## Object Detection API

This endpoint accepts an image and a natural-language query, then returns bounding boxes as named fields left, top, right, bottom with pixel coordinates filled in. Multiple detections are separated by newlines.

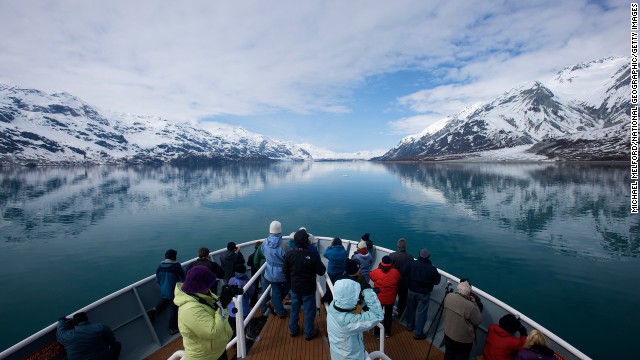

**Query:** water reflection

left=383, top=162, right=637, bottom=258
left=0, top=163, right=314, bottom=243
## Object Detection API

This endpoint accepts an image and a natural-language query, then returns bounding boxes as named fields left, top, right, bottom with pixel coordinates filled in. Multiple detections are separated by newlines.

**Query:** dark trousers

left=396, top=278, right=409, bottom=318
left=443, top=334, right=473, bottom=360
left=374, top=304, right=394, bottom=336
left=155, top=298, right=179, bottom=331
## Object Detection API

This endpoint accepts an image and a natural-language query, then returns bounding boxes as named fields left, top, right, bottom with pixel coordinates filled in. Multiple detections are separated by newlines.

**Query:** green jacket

left=253, top=243, right=266, bottom=269
left=174, top=284, right=233, bottom=360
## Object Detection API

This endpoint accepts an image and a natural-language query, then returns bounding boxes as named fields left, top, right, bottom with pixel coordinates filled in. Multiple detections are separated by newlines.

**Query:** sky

left=0, top=0, right=630, bottom=153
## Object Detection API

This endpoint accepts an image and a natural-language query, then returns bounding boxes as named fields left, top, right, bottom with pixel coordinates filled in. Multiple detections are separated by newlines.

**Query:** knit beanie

left=357, top=240, right=367, bottom=249
left=294, top=229, right=309, bottom=248
left=419, top=248, right=430, bottom=259
left=499, top=314, right=520, bottom=334
left=381, top=255, right=392, bottom=266
left=397, top=238, right=406, bottom=251
left=165, top=249, right=177, bottom=261
left=182, top=266, right=215, bottom=294
left=332, top=237, right=342, bottom=246
left=72, top=312, right=88, bottom=326
left=345, top=259, right=360, bottom=275
left=269, top=220, right=282, bottom=234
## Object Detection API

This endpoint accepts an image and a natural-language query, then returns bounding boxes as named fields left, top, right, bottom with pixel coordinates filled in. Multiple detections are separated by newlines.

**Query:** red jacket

left=369, top=265, right=400, bottom=305
left=483, top=324, right=526, bottom=360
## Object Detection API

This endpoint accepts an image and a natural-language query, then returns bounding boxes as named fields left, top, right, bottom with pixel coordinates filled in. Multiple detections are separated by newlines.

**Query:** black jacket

left=283, top=247, right=326, bottom=296
left=220, top=250, right=245, bottom=282
left=402, top=257, right=441, bottom=294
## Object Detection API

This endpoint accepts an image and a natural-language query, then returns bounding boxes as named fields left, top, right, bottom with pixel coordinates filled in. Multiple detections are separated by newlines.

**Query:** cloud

left=0, top=0, right=629, bottom=149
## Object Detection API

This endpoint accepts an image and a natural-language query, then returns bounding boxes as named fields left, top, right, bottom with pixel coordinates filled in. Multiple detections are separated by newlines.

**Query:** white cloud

left=0, top=0, right=628, bottom=150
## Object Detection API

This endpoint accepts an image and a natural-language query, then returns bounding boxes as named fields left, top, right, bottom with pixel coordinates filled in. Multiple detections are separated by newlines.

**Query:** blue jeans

left=270, top=281, right=290, bottom=317
left=259, top=276, right=272, bottom=315
left=289, top=290, right=316, bottom=337
left=404, top=289, right=431, bottom=338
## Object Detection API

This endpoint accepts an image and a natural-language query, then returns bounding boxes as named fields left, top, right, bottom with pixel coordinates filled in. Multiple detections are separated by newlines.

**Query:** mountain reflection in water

left=0, top=162, right=637, bottom=360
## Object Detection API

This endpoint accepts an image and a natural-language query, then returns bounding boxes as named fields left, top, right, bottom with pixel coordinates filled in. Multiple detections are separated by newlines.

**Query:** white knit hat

left=269, top=220, right=282, bottom=234
left=357, top=240, right=367, bottom=249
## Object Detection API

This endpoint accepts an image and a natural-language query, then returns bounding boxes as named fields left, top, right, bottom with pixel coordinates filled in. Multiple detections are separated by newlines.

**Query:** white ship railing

left=0, top=237, right=592, bottom=360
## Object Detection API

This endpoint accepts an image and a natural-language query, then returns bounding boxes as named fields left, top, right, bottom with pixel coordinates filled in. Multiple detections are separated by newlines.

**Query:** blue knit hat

left=182, top=266, right=215, bottom=294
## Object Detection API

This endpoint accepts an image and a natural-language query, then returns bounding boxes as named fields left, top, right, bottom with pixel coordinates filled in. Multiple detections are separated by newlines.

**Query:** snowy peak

left=378, top=56, right=630, bottom=161
left=0, top=85, right=311, bottom=165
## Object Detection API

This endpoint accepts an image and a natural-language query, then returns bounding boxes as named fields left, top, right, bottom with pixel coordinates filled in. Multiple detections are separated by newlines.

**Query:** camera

left=222, top=285, right=244, bottom=296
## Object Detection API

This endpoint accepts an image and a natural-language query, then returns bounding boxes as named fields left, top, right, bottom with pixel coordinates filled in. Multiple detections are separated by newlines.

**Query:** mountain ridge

left=377, top=56, right=631, bottom=161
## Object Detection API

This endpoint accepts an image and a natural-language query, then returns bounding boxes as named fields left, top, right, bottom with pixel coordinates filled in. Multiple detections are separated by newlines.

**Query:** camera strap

left=190, top=294, right=219, bottom=311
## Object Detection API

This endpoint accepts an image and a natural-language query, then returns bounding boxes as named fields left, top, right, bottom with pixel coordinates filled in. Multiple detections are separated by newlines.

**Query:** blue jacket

left=324, top=245, right=348, bottom=276
left=262, top=234, right=290, bottom=283
left=351, top=252, right=373, bottom=284
left=156, top=260, right=185, bottom=299
left=327, top=280, right=383, bottom=360
left=402, top=257, right=441, bottom=294
left=56, top=320, right=117, bottom=360
left=227, top=272, right=254, bottom=317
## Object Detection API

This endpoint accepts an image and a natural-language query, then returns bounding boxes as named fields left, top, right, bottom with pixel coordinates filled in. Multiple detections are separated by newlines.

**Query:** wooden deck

left=146, top=305, right=444, bottom=360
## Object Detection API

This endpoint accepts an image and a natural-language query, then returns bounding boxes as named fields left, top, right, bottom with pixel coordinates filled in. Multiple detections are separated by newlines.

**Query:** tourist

left=389, top=237, right=414, bottom=318
left=369, top=255, right=401, bottom=338
left=254, top=220, right=290, bottom=318
left=351, top=240, right=373, bottom=284
left=515, top=329, right=564, bottom=360
left=327, top=279, right=383, bottom=359
left=322, top=237, right=348, bottom=303
left=187, top=247, right=225, bottom=293
left=335, top=258, right=366, bottom=292
left=283, top=228, right=326, bottom=340
left=227, top=264, right=254, bottom=337
left=443, top=280, right=482, bottom=360
left=56, top=312, right=121, bottom=360
left=148, top=249, right=185, bottom=335
left=288, top=226, right=319, bottom=254
left=247, top=240, right=263, bottom=307
left=361, top=232, right=375, bottom=258
left=483, top=314, right=528, bottom=360
left=401, top=247, right=441, bottom=340
left=220, top=242, right=245, bottom=283
left=174, top=266, right=234, bottom=360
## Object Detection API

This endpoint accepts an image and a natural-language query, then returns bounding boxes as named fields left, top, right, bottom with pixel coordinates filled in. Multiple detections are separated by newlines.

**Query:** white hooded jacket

left=327, top=279, right=384, bottom=360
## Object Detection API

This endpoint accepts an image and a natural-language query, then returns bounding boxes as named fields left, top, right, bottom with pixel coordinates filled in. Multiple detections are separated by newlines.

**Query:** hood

left=266, top=234, right=282, bottom=248
left=332, top=279, right=360, bottom=310
left=234, top=272, right=249, bottom=280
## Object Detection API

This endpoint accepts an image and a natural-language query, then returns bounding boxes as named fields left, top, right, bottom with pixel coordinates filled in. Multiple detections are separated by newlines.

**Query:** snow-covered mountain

left=296, top=142, right=386, bottom=161
left=0, top=85, right=311, bottom=165
left=377, top=56, right=631, bottom=161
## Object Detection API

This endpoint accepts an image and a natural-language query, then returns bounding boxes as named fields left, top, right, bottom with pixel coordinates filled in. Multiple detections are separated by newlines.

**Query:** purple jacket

left=515, top=345, right=557, bottom=360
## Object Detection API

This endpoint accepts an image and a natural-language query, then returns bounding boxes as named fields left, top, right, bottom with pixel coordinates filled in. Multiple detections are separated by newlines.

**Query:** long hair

left=523, top=329, right=548, bottom=349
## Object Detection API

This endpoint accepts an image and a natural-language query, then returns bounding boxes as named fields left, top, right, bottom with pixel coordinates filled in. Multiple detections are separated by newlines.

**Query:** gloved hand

left=219, top=286, right=235, bottom=308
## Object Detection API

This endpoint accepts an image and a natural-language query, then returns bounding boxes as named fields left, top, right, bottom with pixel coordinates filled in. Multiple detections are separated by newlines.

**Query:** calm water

left=0, top=162, right=637, bottom=359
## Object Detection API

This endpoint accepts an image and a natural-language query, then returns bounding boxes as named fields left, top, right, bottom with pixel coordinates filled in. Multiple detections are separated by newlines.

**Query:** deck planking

left=146, top=305, right=444, bottom=360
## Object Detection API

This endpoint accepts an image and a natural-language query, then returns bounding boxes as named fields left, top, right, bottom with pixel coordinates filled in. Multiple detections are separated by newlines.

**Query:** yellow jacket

left=174, top=284, right=233, bottom=360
